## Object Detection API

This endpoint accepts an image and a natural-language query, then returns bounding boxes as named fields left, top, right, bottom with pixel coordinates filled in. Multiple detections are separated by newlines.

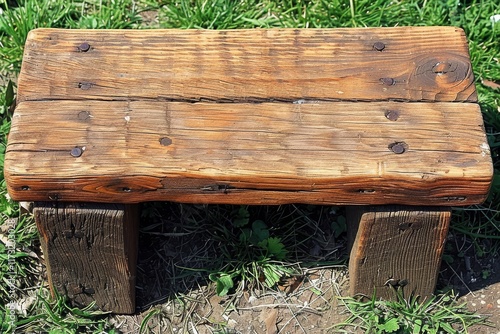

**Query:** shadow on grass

left=134, top=203, right=348, bottom=311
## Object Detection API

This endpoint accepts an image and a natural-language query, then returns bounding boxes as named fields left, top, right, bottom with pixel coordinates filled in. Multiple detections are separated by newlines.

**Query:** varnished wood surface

left=5, top=100, right=492, bottom=205
left=35, top=203, right=139, bottom=313
left=347, top=206, right=451, bottom=299
left=17, top=27, right=476, bottom=103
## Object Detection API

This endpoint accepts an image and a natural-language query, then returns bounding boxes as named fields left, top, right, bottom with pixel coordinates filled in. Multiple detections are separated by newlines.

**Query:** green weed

left=0, top=0, right=76, bottom=73
left=156, top=0, right=278, bottom=29
left=332, top=291, right=487, bottom=334
left=0, top=0, right=142, bottom=75
left=186, top=205, right=295, bottom=296
left=67, top=0, right=142, bottom=29
left=0, top=217, right=38, bottom=303
left=2, top=288, right=114, bottom=333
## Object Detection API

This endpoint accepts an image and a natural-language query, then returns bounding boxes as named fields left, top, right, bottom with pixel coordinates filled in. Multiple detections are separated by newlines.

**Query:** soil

left=439, top=228, right=500, bottom=333
left=108, top=204, right=500, bottom=334
left=461, top=281, right=500, bottom=334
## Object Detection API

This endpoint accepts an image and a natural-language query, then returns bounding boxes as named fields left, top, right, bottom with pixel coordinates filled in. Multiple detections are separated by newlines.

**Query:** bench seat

left=5, top=27, right=492, bottom=206
left=6, top=100, right=491, bottom=205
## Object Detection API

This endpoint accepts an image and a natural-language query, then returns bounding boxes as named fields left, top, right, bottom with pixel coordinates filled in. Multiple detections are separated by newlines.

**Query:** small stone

left=227, top=319, right=237, bottom=328
left=480, top=300, right=486, bottom=305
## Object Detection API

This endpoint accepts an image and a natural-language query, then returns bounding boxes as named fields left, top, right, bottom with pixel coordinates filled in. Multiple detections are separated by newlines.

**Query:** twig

left=446, top=262, right=475, bottom=297
left=237, top=303, right=322, bottom=316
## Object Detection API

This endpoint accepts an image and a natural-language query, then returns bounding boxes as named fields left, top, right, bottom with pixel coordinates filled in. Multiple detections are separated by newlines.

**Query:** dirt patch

left=439, top=228, right=500, bottom=333
left=455, top=267, right=500, bottom=333
left=112, top=269, right=350, bottom=333
left=461, top=281, right=500, bottom=333
left=139, top=10, right=159, bottom=28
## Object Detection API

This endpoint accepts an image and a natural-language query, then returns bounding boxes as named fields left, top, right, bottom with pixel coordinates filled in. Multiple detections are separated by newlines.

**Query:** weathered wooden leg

left=34, top=202, right=139, bottom=314
left=347, top=206, right=451, bottom=299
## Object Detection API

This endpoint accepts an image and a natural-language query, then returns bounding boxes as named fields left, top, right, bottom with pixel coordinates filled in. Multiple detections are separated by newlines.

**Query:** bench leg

left=347, top=206, right=451, bottom=299
left=34, top=202, right=139, bottom=314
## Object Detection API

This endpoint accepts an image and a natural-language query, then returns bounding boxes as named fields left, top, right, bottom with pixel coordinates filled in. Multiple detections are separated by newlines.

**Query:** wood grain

left=347, top=206, right=451, bottom=299
left=17, top=27, right=476, bottom=103
left=5, top=100, right=491, bottom=205
left=6, top=27, right=492, bottom=205
left=34, top=202, right=139, bottom=313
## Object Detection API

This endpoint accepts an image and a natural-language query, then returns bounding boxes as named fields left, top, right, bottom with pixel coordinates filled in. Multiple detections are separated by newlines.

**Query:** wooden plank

left=34, top=202, right=139, bottom=313
left=17, top=27, right=476, bottom=103
left=347, top=206, right=451, bottom=299
left=5, top=100, right=492, bottom=205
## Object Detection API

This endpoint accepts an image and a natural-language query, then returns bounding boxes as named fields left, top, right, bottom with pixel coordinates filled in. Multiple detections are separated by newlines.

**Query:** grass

left=332, top=291, right=486, bottom=333
left=0, top=0, right=499, bottom=333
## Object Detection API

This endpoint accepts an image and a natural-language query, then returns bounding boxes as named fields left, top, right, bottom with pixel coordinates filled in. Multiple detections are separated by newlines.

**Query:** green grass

left=2, top=288, right=115, bottom=333
left=1, top=0, right=499, bottom=333
left=332, top=291, right=486, bottom=333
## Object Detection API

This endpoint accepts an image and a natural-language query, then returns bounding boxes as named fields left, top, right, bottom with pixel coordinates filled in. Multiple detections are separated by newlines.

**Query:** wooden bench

left=5, top=27, right=492, bottom=314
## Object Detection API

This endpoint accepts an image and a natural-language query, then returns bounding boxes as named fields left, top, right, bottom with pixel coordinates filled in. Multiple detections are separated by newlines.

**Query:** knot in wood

left=411, top=55, right=471, bottom=87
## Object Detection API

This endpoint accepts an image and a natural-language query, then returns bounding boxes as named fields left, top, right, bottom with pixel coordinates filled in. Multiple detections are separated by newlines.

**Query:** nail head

left=398, top=279, right=409, bottom=287
left=78, top=111, right=91, bottom=120
left=70, top=147, right=83, bottom=157
left=385, top=110, right=400, bottom=121
left=385, top=278, right=399, bottom=287
left=78, top=82, right=92, bottom=90
left=78, top=42, right=90, bottom=52
left=389, top=142, right=407, bottom=154
left=398, top=222, right=411, bottom=230
left=83, top=287, right=95, bottom=294
left=381, top=77, right=395, bottom=86
left=373, top=42, right=385, bottom=51
left=160, top=137, right=172, bottom=146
